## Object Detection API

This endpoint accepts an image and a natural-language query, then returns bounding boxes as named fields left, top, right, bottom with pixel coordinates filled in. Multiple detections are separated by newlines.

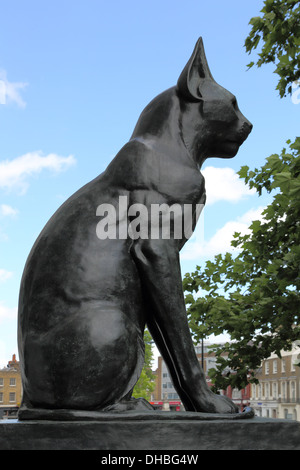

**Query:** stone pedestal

left=1, top=414, right=300, bottom=450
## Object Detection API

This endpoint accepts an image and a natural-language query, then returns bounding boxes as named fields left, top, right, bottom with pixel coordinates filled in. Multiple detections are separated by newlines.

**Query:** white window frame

left=265, top=361, right=269, bottom=375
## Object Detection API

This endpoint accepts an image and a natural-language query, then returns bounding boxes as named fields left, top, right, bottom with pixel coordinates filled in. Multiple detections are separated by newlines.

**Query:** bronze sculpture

left=17, top=37, right=252, bottom=420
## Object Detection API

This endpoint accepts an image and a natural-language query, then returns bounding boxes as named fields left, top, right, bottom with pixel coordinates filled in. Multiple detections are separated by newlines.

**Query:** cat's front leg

left=130, top=235, right=238, bottom=414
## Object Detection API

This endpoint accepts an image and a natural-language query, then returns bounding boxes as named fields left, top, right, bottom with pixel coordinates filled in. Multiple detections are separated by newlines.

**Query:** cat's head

left=177, top=37, right=252, bottom=164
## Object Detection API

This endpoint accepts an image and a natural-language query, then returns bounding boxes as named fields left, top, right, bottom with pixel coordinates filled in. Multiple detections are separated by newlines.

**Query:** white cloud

left=0, top=69, right=28, bottom=108
left=181, top=206, right=265, bottom=260
left=237, top=207, right=266, bottom=225
left=0, top=151, right=76, bottom=193
left=0, top=303, right=17, bottom=323
left=0, top=269, right=13, bottom=282
left=202, top=166, right=255, bottom=205
left=0, top=204, right=18, bottom=217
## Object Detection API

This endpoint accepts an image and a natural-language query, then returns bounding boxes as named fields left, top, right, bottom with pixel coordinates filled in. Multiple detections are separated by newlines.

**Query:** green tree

left=132, top=329, right=156, bottom=400
left=245, top=0, right=300, bottom=97
left=184, top=0, right=300, bottom=391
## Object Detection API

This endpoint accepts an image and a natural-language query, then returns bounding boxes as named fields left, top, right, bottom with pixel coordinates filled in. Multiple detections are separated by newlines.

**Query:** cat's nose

left=238, top=121, right=253, bottom=144
left=244, top=120, right=253, bottom=135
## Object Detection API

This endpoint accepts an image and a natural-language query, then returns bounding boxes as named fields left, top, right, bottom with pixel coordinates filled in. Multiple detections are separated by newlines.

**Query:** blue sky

left=0, top=0, right=299, bottom=367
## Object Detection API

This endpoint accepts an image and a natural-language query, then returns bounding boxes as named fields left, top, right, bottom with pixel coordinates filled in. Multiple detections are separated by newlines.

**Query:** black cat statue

left=18, top=38, right=252, bottom=420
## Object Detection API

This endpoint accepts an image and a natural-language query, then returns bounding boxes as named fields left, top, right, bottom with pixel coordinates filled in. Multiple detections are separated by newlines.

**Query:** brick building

left=0, top=354, right=22, bottom=418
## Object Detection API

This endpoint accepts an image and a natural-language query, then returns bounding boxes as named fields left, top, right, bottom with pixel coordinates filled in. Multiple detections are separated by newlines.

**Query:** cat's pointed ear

left=177, top=37, right=215, bottom=101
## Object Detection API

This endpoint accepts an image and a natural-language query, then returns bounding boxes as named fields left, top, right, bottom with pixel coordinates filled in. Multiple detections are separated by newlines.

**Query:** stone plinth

left=1, top=413, right=300, bottom=450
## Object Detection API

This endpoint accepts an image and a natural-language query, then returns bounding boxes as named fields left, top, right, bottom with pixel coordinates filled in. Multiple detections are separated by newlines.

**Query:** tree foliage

left=245, top=0, right=300, bottom=97
left=132, top=329, right=156, bottom=400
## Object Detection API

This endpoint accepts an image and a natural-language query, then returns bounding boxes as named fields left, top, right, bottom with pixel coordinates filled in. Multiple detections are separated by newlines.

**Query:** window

left=9, top=378, right=16, bottom=386
left=0, top=392, right=3, bottom=402
left=291, top=354, right=300, bottom=372
left=281, top=359, right=286, bottom=373
left=272, top=382, right=277, bottom=399
left=273, top=360, right=277, bottom=374
left=284, top=408, right=293, bottom=420
left=265, top=361, right=269, bottom=375
left=232, top=389, right=242, bottom=399
left=9, top=392, right=16, bottom=402
left=206, top=358, right=216, bottom=371
left=0, top=378, right=3, bottom=387
left=291, top=381, right=296, bottom=400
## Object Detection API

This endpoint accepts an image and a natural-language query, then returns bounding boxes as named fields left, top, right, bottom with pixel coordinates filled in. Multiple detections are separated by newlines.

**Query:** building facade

left=250, top=344, right=300, bottom=421
left=151, top=343, right=250, bottom=411
left=0, top=354, right=22, bottom=418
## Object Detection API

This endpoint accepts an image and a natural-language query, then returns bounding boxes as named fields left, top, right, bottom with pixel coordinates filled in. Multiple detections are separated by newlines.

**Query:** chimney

left=8, top=354, right=18, bottom=368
